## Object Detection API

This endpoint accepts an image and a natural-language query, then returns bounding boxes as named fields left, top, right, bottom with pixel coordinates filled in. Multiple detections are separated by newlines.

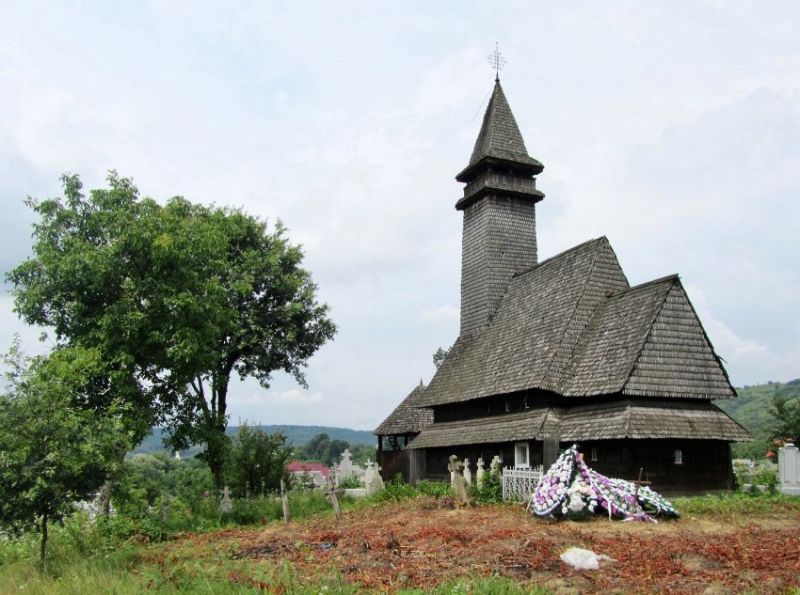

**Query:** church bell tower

left=456, top=79, right=544, bottom=337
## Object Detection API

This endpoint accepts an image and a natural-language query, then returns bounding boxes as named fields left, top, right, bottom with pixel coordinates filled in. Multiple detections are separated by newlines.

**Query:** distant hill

left=717, top=379, right=800, bottom=459
left=131, top=425, right=375, bottom=457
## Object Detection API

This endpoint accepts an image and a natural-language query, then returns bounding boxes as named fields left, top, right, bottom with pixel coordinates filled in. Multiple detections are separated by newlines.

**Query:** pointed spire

left=457, top=81, right=543, bottom=183
left=455, top=80, right=544, bottom=209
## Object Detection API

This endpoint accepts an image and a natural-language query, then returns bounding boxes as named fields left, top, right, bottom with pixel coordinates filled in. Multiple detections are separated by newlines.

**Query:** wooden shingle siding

left=459, top=195, right=537, bottom=337
left=374, top=383, right=433, bottom=436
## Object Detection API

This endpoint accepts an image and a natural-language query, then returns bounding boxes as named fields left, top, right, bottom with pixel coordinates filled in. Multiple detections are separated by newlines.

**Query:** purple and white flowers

left=530, top=444, right=679, bottom=522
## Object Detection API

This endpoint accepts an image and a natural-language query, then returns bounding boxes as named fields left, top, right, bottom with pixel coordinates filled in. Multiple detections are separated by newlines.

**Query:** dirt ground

left=156, top=499, right=800, bottom=593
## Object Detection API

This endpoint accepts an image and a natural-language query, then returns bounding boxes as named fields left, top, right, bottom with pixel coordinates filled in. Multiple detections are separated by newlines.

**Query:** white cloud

left=420, top=305, right=459, bottom=323
left=2, top=2, right=799, bottom=430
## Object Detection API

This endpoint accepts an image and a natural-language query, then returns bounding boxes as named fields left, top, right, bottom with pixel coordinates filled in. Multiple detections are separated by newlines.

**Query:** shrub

left=372, top=474, right=416, bottom=502
left=417, top=480, right=451, bottom=499
left=339, top=476, right=362, bottom=489
left=470, top=467, right=502, bottom=504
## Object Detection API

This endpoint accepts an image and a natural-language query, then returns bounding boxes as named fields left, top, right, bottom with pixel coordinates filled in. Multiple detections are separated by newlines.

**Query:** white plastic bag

left=559, top=547, right=615, bottom=570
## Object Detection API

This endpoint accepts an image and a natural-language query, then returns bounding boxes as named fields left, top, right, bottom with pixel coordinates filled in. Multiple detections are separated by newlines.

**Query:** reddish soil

left=162, top=499, right=800, bottom=593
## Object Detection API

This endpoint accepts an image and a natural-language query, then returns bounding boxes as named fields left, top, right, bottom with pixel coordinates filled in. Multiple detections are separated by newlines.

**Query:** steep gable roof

left=374, top=382, right=433, bottom=436
left=562, top=277, right=736, bottom=399
left=417, top=237, right=627, bottom=407
left=417, top=237, right=736, bottom=408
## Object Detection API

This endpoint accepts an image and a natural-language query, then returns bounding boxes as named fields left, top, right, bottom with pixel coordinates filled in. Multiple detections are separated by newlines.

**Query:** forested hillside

left=132, top=425, right=375, bottom=457
left=718, top=379, right=800, bottom=458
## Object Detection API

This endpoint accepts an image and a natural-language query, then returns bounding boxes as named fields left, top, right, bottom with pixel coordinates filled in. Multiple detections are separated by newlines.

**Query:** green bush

left=339, top=476, right=362, bottom=489
left=416, top=480, right=451, bottom=499
left=470, top=467, right=502, bottom=504
left=372, top=474, right=417, bottom=502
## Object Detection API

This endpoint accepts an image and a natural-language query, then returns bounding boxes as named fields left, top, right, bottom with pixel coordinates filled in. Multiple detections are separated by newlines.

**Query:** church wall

left=415, top=439, right=732, bottom=494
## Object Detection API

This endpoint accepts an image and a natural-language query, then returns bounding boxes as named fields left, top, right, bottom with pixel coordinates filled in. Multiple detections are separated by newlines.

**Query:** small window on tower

left=674, top=449, right=683, bottom=465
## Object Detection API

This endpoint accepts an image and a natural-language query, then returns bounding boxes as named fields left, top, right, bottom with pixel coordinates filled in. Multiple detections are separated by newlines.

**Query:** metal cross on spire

left=487, top=42, right=506, bottom=82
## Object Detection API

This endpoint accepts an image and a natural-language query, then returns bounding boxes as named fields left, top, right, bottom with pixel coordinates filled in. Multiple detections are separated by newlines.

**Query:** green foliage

left=8, top=173, right=336, bottom=488
left=673, top=491, right=800, bottom=516
left=112, top=454, right=214, bottom=516
left=0, top=345, right=126, bottom=570
left=338, top=476, right=362, bottom=489
left=432, top=346, right=450, bottom=369
left=416, top=480, right=452, bottom=499
left=226, top=424, right=292, bottom=497
left=347, top=443, right=376, bottom=466
left=470, top=466, right=502, bottom=504
left=301, top=432, right=351, bottom=466
left=372, top=474, right=417, bottom=502
left=769, top=393, right=800, bottom=443
left=131, top=425, right=375, bottom=457
left=717, top=379, right=800, bottom=459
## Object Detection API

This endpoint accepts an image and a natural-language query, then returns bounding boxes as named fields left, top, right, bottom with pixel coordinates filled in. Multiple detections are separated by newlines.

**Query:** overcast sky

left=2, top=1, right=799, bottom=431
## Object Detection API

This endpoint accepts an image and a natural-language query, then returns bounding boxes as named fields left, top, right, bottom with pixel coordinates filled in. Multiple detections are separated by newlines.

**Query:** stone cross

left=476, top=457, right=485, bottom=485
left=463, top=458, right=472, bottom=486
left=219, top=486, right=233, bottom=513
left=337, top=449, right=355, bottom=484
left=490, top=455, right=502, bottom=475
left=448, top=455, right=469, bottom=503
left=364, top=460, right=385, bottom=496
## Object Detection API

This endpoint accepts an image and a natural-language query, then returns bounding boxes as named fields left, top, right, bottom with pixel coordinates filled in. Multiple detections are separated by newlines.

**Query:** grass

left=673, top=491, right=800, bottom=516
left=2, top=489, right=798, bottom=593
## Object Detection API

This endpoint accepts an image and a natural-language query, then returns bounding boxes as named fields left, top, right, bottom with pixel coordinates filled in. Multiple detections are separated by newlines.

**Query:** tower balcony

left=457, top=172, right=544, bottom=210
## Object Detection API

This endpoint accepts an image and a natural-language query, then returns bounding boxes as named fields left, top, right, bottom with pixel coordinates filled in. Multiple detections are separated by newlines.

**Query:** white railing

left=502, top=466, right=543, bottom=502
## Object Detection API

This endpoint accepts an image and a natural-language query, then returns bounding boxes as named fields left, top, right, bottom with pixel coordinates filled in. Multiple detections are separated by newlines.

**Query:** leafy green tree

left=433, top=346, right=450, bottom=368
left=303, top=432, right=332, bottom=461
left=348, top=443, right=377, bottom=466
left=0, top=345, right=124, bottom=572
left=8, top=173, right=336, bottom=488
left=769, top=395, right=800, bottom=442
left=226, top=424, right=292, bottom=497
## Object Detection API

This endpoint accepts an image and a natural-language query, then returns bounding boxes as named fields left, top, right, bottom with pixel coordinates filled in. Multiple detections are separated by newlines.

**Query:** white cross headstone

left=490, top=455, right=502, bottom=475
left=337, top=449, right=355, bottom=483
left=476, top=457, right=485, bottom=485
left=463, top=458, right=472, bottom=486
left=364, top=460, right=384, bottom=496
left=220, top=486, right=233, bottom=513
left=779, top=443, right=800, bottom=496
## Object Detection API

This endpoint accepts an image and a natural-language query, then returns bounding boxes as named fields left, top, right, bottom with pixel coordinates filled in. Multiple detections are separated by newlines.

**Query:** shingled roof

left=374, top=382, right=433, bottom=436
left=456, top=80, right=544, bottom=183
left=407, top=400, right=749, bottom=449
left=415, top=237, right=737, bottom=408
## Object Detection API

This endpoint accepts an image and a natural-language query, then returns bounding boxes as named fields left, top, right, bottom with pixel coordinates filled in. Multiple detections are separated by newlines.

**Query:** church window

left=674, top=449, right=683, bottom=465
left=514, top=442, right=530, bottom=468
left=590, top=447, right=598, bottom=462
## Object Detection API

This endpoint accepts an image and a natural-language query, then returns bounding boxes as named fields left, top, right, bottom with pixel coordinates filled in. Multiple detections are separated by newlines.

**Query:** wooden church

left=375, top=77, right=750, bottom=493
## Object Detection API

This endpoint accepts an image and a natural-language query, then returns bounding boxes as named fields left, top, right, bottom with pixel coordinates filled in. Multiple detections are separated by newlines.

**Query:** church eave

left=455, top=155, right=543, bottom=184
left=455, top=185, right=544, bottom=211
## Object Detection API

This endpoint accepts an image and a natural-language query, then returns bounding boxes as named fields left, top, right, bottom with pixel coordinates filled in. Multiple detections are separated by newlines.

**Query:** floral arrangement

left=530, top=444, right=679, bottom=522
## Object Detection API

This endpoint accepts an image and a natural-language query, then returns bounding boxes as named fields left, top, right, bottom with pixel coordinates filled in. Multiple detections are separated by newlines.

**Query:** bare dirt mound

left=166, top=499, right=800, bottom=593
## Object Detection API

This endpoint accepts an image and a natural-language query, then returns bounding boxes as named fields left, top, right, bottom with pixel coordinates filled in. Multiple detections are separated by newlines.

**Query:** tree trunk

left=39, top=513, right=48, bottom=574
left=207, top=374, right=230, bottom=490
left=97, top=480, right=113, bottom=516
left=97, top=443, right=128, bottom=516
